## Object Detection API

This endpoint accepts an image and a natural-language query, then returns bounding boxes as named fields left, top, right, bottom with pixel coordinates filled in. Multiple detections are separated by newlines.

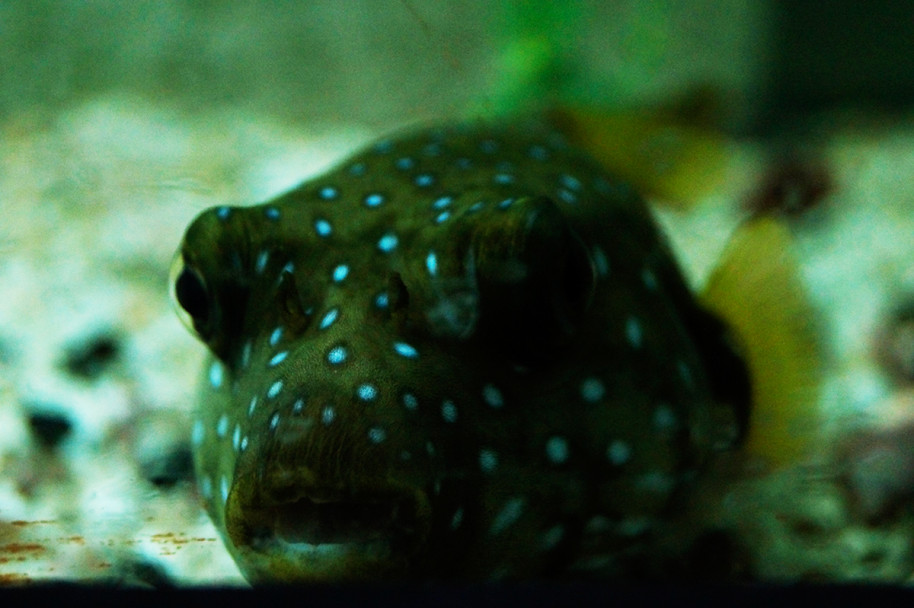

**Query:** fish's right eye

left=170, top=253, right=210, bottom=333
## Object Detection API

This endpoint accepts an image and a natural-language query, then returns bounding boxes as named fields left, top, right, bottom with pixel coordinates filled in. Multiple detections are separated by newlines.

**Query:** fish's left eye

left=169, top=253, right=210, bottom=334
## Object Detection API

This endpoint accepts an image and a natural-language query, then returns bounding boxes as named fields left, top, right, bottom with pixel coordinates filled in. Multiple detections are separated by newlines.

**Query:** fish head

left=171, top=125, right=748, bottom=582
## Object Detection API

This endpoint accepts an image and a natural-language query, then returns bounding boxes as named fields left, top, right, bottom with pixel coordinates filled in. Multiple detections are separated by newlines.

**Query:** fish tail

left=700, top=217, right=823, bottom=469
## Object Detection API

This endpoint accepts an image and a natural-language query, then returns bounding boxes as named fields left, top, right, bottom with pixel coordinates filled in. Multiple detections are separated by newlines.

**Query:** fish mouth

left=228, top=484, right=430, bottom=581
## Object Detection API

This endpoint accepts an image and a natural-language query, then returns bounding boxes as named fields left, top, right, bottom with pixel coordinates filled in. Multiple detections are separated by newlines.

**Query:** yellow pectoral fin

left=550, top=106, right=730, bottom=208
left=701, top=217, right=823, bottom=468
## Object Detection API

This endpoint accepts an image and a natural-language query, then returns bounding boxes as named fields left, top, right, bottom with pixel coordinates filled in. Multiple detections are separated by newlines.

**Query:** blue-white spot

left=432, top=195, right=452, bottom=209
left=216, top=206, right=231, bottom=220
left=545, top=436, right=570, bottom=464
left=264, top=206, right=280, bottom=221
left=321, top=405, right=335, bottom=426
left=451, top=508, right=464, bottom=530
left=232, top=424, right=241, bottom=451
left=216, top=414, right=229, bottom=438
left=434, top=210, right=451, bottom=224
left=327, top=345, right=348, bottom=365
left=374, top=139, right=393, bottom=154
left=490, top=497, right=525, bottom=535
left=482, top=383, right=503, bottom=408
left=240, top=436, right=249, bottom=452
left=626, top=316, right=643, bottom=349
left=364, top=193, right=385, bottom=208
left=592, top=246, right=610, bottom=277
left=368, top=427, right=386, bottom=444
left=191, top=419, right=205, bottom=446
left=528, top=145, right=549, bottom=161
left=220, top=476, right=230, bottom=503
left=580, top=377, right=605, bottom=403
left=560, top=174, right=582, bottom=191
left=441, top=400, right=458, bottom=423
left=493, top=173, right=515, bottom=185
left=248, top=396, right=258, bottom=417
left=468, top=201, right=485, bottom=213
left=267, top=380, right=283, bottom=399
left=269, top=412, right=280, bottom=431
left=393, top=341, right=419, bottom=359
left=654, top=404, right=678, bottom=431
left=607, top=440, right=632, bottom=465
left=314, top=218, right=332, bottom=237
left=498, top=198, right=514, bottom=209
left=200, top=476, right=213, bottom=499
left=480, top=139, right=498, bottom=154
left=479, top=448, right=498, bottom=474
left=414, top=173, right=434, bottom=187
left=332, top=264, right=349, bottom=282
left=268, top=351, right=288, bottom=367
left=292, top=398, right=305, bottom=414
left=377, top=232, right=398, bottom=253
left=395, top=157, right=415, bottom=170
left=425, top=251, right=438, bottom=276
left=319, top=307, right=339, bottom=330
left=318, top=185, right=339, bottom=200
left=348, top=162, right=366, bottom=176
left=269, top=326, right=283, bottom=347
left=642, top=268, right=658, bottom=291
left=357, top=383, right=378, bottom=401
left=557, top=189, right=577, bottom=204
left=374, top=291, right=389, bottom=310
left=209, top=362, right=224, bottom=389
left=402, top=393, right=418, bottom=411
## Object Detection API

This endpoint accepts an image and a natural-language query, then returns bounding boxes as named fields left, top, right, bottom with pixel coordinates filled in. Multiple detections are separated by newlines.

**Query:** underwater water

left=1, top=0, right=914, bottom=586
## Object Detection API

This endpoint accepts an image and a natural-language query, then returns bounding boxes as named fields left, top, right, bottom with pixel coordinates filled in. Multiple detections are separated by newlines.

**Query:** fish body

left=172, top=122, right=749, bottom=583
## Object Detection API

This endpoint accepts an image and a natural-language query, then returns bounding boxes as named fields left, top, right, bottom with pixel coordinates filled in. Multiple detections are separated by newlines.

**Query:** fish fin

left=700, top=217, right=823, bottom=469
left=549, top=105, right=730, bottom=208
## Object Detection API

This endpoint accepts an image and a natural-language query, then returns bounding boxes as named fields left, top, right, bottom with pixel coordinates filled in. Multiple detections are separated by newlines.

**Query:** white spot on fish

left=482, top=383, right=504, bottom=408
left=232, top=424, right=241, bottom=451
left=332, top=264, right=349, bottom=282
left=607, top=440, right=632, bottom=465
left=268, top=351, right=288, bottom=367
left=216, top=414, right=229, bottom=438
left=267, top=380, right=283, bottom=399
left=327, top=345, right=348, bottom=365
left=319, top=308, right=339, bottom=330
left=255, top=250, right=270, bottom=274
left=364, top=193, right=385, bottom=208
left=490, top=497, right=525, bottom=535
left=191, top=419, right=205, bottom=447
left=592, top=246, right=609, bottom=278
left=209, top=362, right=224, bottom=389
left=425, top=251, right=438, bottom=276
left=402, top=393, right=418, bottom=411
left=545, top=436, right=570, bottom=464
left=357, top=383, right=378, bottom=401
left=321, top=405, right=335, bottom=426
left=269, top=326, right=283, bottom=347
left=580, top=377, right=605, bottom=403
left=479, top=448, right=498, bottom=474
left=314, top=218, right=332, bottom=237
left=441, top=400, right=458, bottom=423
left=248, top=396, right=258, bottom=417
left=269, top=412, right=280, bottom=432
left=393, top=341, right=419, bottom=359
left=220, top=475, right=230, bottom=504
left=626, top=316, right=643, bottom=349
left=368, top=427, right=386, bottom=444
left=642, top=267, right=658, bottom=291
left=654, top=404, right=678, bottom=432
left=377, top=232, right=398, bottom=252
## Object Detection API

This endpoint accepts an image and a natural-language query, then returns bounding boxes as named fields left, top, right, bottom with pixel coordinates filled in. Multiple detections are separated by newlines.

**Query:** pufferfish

left=170, top=122, right=756, bottom=583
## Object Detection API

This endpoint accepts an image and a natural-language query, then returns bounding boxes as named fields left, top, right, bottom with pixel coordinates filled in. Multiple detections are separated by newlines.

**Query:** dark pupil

left=176, top=267, right=210, bottom=324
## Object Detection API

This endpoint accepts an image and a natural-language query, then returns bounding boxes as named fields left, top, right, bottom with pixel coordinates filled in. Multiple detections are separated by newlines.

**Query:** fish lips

left=224, top=478, right=432, bottom=582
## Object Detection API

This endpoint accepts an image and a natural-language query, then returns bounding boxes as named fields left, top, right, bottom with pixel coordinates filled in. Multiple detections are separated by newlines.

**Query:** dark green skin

left=173, top=122, right=749, bottom=583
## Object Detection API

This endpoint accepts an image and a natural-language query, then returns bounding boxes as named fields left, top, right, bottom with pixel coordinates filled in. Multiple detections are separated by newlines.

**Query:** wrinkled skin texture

left=172, top=123, right=749, bottom=583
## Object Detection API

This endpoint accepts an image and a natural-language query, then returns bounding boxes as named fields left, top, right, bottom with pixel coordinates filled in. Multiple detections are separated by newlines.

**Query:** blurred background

left=2, top=0, right=914, bottom=586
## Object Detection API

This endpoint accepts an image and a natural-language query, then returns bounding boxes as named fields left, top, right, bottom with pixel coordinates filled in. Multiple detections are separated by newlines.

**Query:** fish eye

left=169, top=252, right=210, bottom=332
